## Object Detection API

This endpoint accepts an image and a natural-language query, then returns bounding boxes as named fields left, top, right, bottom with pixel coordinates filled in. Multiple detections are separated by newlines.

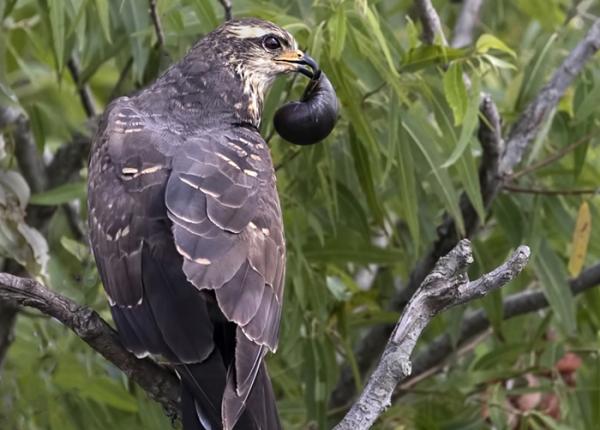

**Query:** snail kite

left=88, top=18, right=335, bottom=430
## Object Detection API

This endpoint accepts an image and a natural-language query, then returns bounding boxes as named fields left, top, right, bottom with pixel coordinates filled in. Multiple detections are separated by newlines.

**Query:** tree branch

left=67, top=57, right=97, bottom=118
left=503, top=184, right=599, bottom=196
left=451, top=0, right=483, bottom=48
left=0, top=106, right=48, bottom=194
left=415, top=0, right=448, bottom=45
left=401, top=261, right=600, bottom=393
left=0, top=273, right=181, bottom=420
left=218, top=0, right=232, bottom=21
left=333, top=240, right=530, bottom=430
left=149, top=0, right=165, bottom=49
left=499, top=19, right=600, bottom=174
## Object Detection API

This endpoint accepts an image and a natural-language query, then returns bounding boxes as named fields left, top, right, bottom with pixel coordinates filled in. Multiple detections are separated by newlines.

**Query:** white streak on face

left=228, top=25, right=273, bottom=39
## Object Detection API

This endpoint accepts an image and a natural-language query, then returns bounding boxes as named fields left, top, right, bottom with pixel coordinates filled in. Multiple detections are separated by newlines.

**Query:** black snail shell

left=274, top=71, right=339, bottom=146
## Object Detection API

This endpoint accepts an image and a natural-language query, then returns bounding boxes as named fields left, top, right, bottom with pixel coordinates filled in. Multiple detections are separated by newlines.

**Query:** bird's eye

left=262, top=36, right=281, bottom=51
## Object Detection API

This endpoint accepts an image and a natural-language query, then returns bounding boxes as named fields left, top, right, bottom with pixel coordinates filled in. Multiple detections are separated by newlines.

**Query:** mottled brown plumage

left=88, top=18, right=318, bottom=430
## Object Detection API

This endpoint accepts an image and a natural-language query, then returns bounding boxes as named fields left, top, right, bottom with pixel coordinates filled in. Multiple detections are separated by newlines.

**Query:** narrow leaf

left=476, top=34, right=516, bottom=57
left=94, top=0, right=112, bottom=43
left=534, top=240, right=576, bottom=335
left=48, top=0, right=66, bottom=73
left=443, top=62, right=467, bottom=125
left=29, top=182, right=86, bottom=206
left=328, top=6, right=347, bottom=60
left=568, top=201, right=591, bottom=277
left=402, top=113, right=465, bottom=234
left=443, top=76, right=481, bottom=167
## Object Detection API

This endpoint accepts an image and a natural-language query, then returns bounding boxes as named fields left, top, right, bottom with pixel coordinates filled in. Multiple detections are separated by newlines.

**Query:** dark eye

left=262, top=35, right=281, bottom=51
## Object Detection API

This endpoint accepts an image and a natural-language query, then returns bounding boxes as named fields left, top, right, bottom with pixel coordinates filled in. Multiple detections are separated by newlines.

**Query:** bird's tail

left=177, top=360, right=281, bottom=430
left=176, top=352, right=226, bottom=430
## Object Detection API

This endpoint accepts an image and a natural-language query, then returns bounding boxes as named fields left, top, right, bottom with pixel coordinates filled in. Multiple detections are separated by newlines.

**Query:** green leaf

left=191, top=0, right=219, bottom=28
left=349, top=126, right=384, bottom=224
left=48, top=0, right=66, bottom=73
left=120, top=0, right=151, bottom=82
left=94, top=0, right=112, bottom=43
left=402, top=112, right=465, bottom=234
left=518, top=33, right=558, bottom=107
left=443, top=75, right=481, bottom=167
left=443, top=62, right=468, bottom=125
left=401, top=45, right=468, bottom=73
left=53, top=365, right=138, bottom=412
left=0, top=171, right=30, bottom=208
left=394, top=106, right=420, bottom=249
left=305, top=243, right=404, bottom=265
left=363, top=6, right=397, bottom=76
left=29, top=182, right=86, bottom=206
left=60, top=236, right=89, bottom=262
left=328, top=6, right=347, bottom=60
left=475, top=34, right=516, bottom=57
left=533, top=240, right=576, bottom=335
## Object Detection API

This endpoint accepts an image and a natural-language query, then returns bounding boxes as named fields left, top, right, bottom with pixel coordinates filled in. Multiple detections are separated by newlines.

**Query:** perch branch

left=400, top=261, right=600, bottom=393
left=333, top=240, right=530, bottom=430
left=0, top=273, right=181, bottom=420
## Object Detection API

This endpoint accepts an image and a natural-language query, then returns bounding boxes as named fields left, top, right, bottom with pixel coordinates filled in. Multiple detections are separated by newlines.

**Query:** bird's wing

left=165, top=128, right=285, bottom=424
left=88, top=101, right=221, bottom=364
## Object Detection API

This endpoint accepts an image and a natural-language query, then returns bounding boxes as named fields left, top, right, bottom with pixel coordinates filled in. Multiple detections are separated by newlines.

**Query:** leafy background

left=1, top=0, right=600, bottom=429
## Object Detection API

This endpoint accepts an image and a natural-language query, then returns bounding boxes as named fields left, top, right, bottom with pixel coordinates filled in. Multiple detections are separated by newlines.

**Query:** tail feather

left=244, top=363, right=281, bottom=430
left=176, top=351, right=226, bottom=430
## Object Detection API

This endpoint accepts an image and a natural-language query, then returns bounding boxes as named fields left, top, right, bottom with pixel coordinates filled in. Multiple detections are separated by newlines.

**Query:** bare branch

left=0, top=273, right=181, bottom=420
left=509, top=131, right=597, bottom=180
left=0, top=301, right=18, bottom=368
left=0, top=107, right=48, bottom=193
left=149, top=0, right=165, bottom=49
left=451, top=0, right=483, bottom=48
left=402, top=261, right=600, bottom=392
left=67, top=57, right=97, bottom=118
left=503, top=184, right=599, bottom=196
left=333, top=241, right=530, bottom=430
left=219, top=0, right=232, bottom=21
left=499, top=19, right=600, bottom=174
left=414, top=0, right=448, bottom=45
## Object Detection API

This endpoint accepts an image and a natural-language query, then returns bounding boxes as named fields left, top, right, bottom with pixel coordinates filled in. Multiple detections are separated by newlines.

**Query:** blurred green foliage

left=1, top=0, right=600, bottom=429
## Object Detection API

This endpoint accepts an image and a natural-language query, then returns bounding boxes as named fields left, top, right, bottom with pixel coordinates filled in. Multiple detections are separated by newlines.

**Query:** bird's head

left=218, top=18, right=319, bottom=81
left=190, top=18, right=319, bottom=125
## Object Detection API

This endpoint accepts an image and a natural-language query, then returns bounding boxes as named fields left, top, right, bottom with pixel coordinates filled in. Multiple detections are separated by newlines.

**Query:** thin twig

left=503, top=184, right=599, bottom=196
left=274, top=149, right=301, bottom=171
left=149, top=0, right=165, bottom=49
left=219, top=0, right=232, bottom=21
left=109, top=57, right=134, bottom=101
left=509, top=131, right=598, bottom=180
left=67, top=57, right=96, bottom=118
left=400, top=261, right=600, bottom=393
left=333, top=240, right=530, bottom=430
left=0, top=273, right=181, bottom=420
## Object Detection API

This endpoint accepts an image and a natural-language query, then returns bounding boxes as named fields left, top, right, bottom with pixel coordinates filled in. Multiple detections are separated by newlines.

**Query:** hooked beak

left=274, top=50, right=320, bottom=79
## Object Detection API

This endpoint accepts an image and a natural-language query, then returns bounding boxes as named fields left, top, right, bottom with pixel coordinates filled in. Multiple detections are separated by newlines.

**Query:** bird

left=87, top=18, right=327, bottom=430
